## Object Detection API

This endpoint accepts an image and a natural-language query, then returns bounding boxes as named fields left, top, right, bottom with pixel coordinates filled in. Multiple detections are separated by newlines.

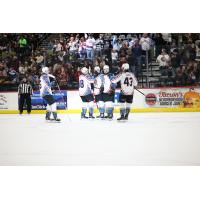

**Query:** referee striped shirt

left=18, top=83, right=33, bottom=95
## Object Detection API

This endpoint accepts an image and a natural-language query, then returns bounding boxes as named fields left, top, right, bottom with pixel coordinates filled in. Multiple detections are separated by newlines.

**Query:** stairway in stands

left=138, top=61, right=161, bottom=88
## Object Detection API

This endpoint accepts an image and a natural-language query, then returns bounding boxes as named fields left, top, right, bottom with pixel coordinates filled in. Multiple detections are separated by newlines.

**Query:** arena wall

left=0, top=86, right=200, bottom=114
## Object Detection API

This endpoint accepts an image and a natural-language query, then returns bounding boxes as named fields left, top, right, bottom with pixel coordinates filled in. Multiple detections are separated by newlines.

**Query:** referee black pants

left=19, top=94, right=32, bottom=114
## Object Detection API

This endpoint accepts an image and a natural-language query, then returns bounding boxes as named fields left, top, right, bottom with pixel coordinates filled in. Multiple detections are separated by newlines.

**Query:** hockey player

left=102, top=65, right=116, bottom=119
left=112, top=63, right=138, bottom=120
left=93, top=66, right=104, bottom=118
left=79, top=67, right=95, bottom=119
left=40, top=67, right=61, bottom=121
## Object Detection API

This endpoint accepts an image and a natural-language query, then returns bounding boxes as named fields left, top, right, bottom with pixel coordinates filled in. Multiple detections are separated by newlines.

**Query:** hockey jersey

left=112, top=72, right=138, bottom=95
left=94, top=73, right=104, bottom=95
left=103, top=73, right=116, bottom=94
left=40, top=73, right=53, bottom=97
left=79, top=74, right=94, bottom=96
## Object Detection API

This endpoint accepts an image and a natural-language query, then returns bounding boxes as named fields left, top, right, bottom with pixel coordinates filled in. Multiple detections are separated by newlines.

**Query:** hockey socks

left=89, top=107, right=94, bottom=115
left=99, top=107, right=105, bottom=114
left=81, top=108, right=88, bottom=118
left=52, top=112, right=61, bottom=121
left=106, top=107, right=113, bottom=119
left=45, top=111, right=51, bottom=120
left=81, top=108, right=87, bottom=115
left=120, top=108, right=126, bottom=117
left=117, top=108, right=125, bottom=120
left=125, top=108, right=131, bottom=119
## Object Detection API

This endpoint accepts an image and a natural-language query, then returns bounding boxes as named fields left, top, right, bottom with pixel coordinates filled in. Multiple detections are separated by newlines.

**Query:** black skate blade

left=46, top=119, right=61, bottom=123
left=117, top=118, right=128, bottom=122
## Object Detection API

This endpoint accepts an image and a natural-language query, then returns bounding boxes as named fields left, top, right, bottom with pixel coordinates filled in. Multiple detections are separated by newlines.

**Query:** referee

left=18, top=77, right=33, bottom=114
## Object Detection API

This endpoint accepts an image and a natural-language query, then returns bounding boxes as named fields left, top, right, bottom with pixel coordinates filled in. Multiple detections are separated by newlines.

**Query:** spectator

left=78, top=37, right=87, bottom=59
left=156, top=49, right=171, bottom=76
left=132, top=39, right=142, bottom=75
left=195, top=42, right=200, bottom=62
left=0, top=61, right=8, bottom=84
left=18, top=63, right=27, bottom=75
left=95, top=34, right=104, bottom=57
left=103, top=39, right=112, bottom=62
left=170, top=49, right=181, bottom=69
left=139, top=33, right=152, bottom=51
left=166, top=64, right=176, bottom=86
left=193, top=62, right=200, bottom=81
left=56, top=66, right=68, bottom=86
left=35, top=52, right=44, bottom=67
left=111, top=49, right=118, bottom=66
left=187, top=68, right=197, bottom=85
left=68, top=36, right=78, bottom=56
left=128, top=34, right=138, bottom=48
left=58, top=51, right=65, bottom=62
left=86, top=35, right=96, bottom=60
left=139, top=33, right=152, bottom=66
left=112, top=36, right=121, bottom=51
left=8, top=67, right=18, bottom=84
left=182, top=42, right=196, bottom=63
left=154, top=33, right=166, bottom=57
left=126, top=49, right=135, bottom=74
left=18, top=35, right=28, bottom=60
left=176, top=65, right=187, bottom=86
left=53, top=40, right=63, bottom=52
left=119, top=42, right=129, bottom=56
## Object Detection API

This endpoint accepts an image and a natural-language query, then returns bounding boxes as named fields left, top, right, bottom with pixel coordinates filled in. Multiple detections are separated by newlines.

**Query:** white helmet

left=42, top=67, right=49, bottom=74
left=103, top=65, right=109, bottom=74
left=81, top=67, right=88, bottom=75
left=94, top=66, right=101, bottom=74
left=121, top=63, right=129, bottom=71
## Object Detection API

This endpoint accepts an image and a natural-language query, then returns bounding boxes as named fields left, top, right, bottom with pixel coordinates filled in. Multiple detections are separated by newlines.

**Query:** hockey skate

left=124, top=108, right=130, bottom=120
left=117, top=115, right=125, bottom=121
left=89, top=113, right=95, bottom=119
left=45, top=112, right=51, bottom=121
left=104, top=113, right=113, bottom=120
left=124, top=114, right=129, bottom=120
left=51, top=118, right=61, bottom=122
left=45, top=116, right=51, bottom=120
left=50, top=112, right=61, bottom=122
left=96, top=113, right=104, bottom=119
left=81, top=113, right=88, bottom=119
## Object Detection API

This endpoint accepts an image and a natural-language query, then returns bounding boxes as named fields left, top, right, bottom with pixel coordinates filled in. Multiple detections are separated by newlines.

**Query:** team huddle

left=79, top=63, right=138, bottom=120
left=39, top=63, right=138, bottom=122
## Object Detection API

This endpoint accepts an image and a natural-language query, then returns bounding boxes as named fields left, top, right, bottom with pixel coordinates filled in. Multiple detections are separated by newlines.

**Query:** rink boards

left=0, top=86, right=200, bottom=113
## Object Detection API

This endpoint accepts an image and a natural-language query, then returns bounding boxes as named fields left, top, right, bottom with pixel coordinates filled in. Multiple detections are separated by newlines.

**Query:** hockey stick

left=134, top=87, right=146, bottom=97
left=49, top=74, right=71, bottom=121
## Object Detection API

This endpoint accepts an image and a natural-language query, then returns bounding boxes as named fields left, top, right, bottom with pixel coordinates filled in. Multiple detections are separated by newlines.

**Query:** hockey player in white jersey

left=102, top=65, right=116, bottom=119
left=93, top=66, right=104, bottom=118
left=112, top=63, right=138, bottom=120
left=40, top=67, right=61, bottom=122
left=79, top=67, right=95, bottom=119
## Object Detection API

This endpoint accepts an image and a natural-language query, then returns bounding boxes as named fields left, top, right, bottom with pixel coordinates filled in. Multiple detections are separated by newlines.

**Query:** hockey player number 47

left=124, top=77, right=133, bottom=87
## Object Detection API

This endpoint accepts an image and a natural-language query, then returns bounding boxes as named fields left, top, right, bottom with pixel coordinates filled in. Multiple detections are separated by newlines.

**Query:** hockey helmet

left=42, top=66, right=49, bottom=74
left=81, top=67, right=89, bottom=75
left=121, top=63, right=129, bottom=71
left=94, top=66, right=101, bottom=74
left=103, top=65, right=109, bottom=74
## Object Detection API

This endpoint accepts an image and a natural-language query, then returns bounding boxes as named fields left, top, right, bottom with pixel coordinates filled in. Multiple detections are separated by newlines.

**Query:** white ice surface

left=0, top=113, right=200, bottom=165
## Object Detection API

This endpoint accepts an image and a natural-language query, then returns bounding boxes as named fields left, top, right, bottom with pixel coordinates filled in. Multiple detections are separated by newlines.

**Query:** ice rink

left=0, top=112, right=200, bottom=165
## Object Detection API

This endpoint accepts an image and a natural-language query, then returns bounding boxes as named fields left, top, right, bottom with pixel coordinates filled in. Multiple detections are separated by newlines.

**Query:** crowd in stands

left=0, top=33, right=200, bottom=90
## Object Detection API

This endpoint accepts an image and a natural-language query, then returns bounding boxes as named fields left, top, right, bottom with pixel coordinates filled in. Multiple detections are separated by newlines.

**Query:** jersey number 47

left=124, top=77, right=133, bottom=86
